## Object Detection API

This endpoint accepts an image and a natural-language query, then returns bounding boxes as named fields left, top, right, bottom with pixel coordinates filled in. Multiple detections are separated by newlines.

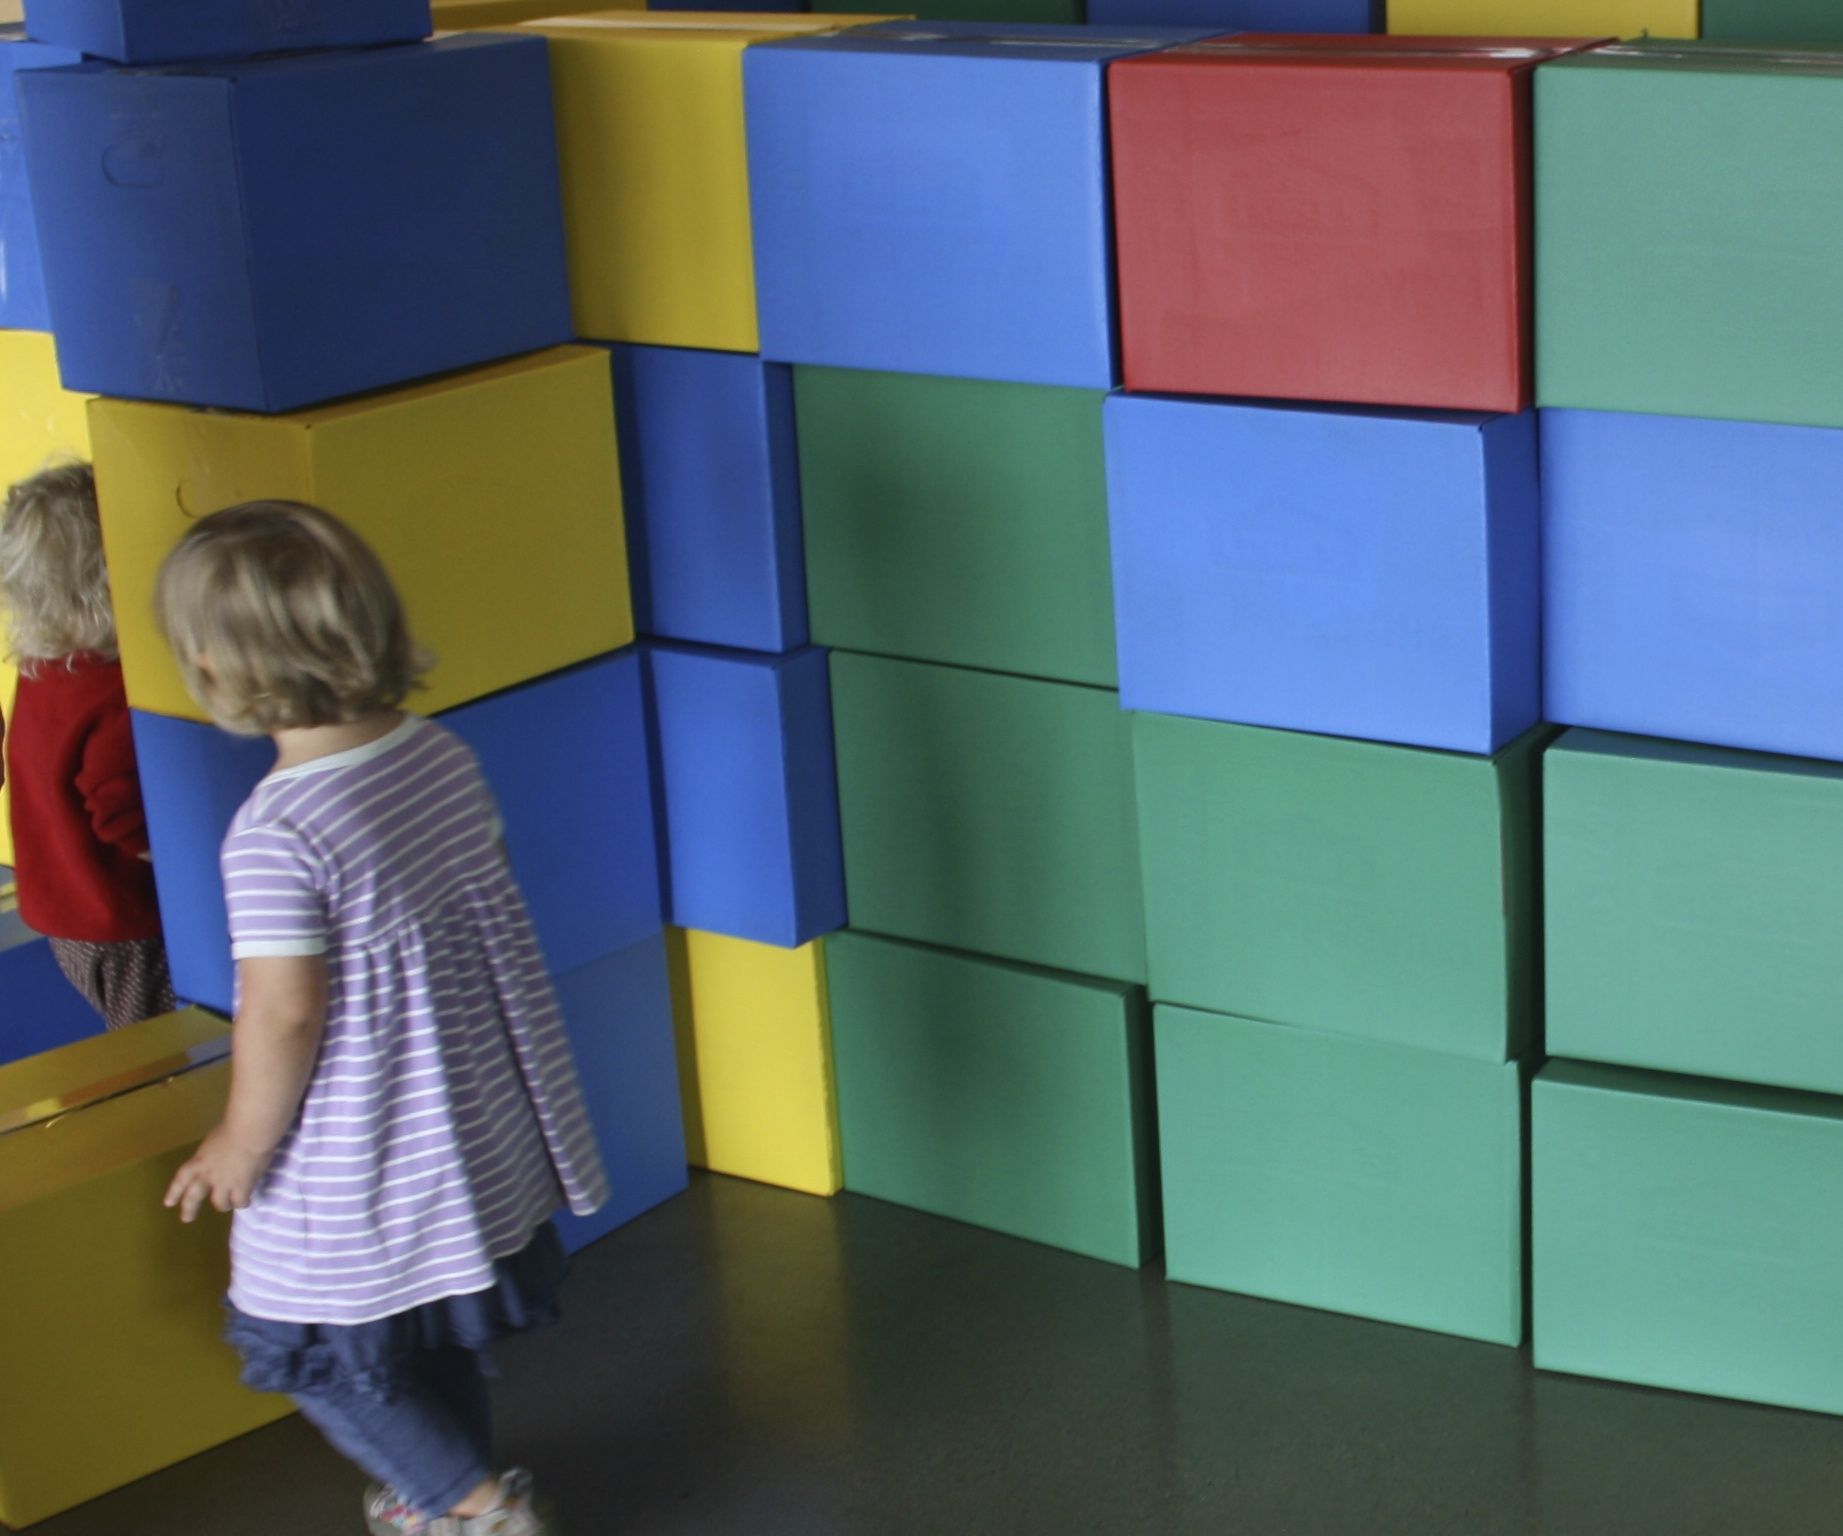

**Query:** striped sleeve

left=222, top=817, right=328, bottom=959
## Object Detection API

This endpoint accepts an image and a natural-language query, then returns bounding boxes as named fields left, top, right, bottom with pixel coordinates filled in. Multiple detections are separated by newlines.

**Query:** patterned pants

left=49, top=936, right=178, bottom=1031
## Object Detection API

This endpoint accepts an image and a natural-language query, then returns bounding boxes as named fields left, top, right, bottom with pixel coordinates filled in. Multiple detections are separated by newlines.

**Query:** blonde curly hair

left=0, top=461, right=117, bottom=669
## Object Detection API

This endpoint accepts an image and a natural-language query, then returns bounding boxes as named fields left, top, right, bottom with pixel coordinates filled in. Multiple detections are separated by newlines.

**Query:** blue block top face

left=768, top=19, right=1221, bottom=63
left=1085, top=0, right=1376, bottom=29
left=22, top=0, right=433, bottom=64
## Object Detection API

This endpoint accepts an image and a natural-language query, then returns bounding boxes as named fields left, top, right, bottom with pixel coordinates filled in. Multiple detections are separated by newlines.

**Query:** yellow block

left=431, top=0, right=641, bottom=27
left=1386, top=0, right=1696, bottom=36
left=0, top=1010, right=292, bottom=1528
left=671, top=928, right=843, bottom=1197
left=90, top=345, right=633, bottom=725
left=530, top=11, right=894, bottom=353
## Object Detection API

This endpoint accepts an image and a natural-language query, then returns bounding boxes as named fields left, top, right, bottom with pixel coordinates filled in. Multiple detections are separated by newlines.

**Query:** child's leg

left=414, top=1346, right=494, bottom=1471
left=49, top=936, right=176, bottom=1030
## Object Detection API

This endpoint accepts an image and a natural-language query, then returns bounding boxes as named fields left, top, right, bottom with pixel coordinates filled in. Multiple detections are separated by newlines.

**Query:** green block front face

left=832, top=652, right=1146, bottom=983
left=1534, top=1061, right=1843, bottom=1416
left=1537, top=45, right=1843, bottom=428
left=1546, top=730, right=1843, bottom=1094
left=827, top=931, right=1156, bottom=1268
left=1157, top=1006, right=1523, bottom=1345
left=796, top=367, right=1115, bottom=687
left=1132, top=714, right=1542, bottom=1060
left=811, top=0, right=1084, bottom=19
left=1702, top=1, right=1843, bottom=44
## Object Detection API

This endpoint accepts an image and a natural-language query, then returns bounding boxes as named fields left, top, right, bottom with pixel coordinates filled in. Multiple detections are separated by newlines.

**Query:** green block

left=1547, top=729, right=1843, bottom=1095
left=1537, top=44, right=1843, bottom=428
left=1157, top=1006, right=1523, bottom=1344
left=1535, top=1060, right=1843, bottom=1416
left=827, top=931, right=1155, bottom=1268
left=832, top=652, right=1145, bottom=982
left=1703, top=2, right=1843, bottom=45
left=796, top=368, right=1114, bottom=688
left=1132, top=714, right=1542, bottom=1060
left=811, top=0, right=1083, bottom=20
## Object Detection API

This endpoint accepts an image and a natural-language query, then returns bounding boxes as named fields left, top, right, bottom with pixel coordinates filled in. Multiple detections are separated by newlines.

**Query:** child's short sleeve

left=221, top=818, right=328, bottom=959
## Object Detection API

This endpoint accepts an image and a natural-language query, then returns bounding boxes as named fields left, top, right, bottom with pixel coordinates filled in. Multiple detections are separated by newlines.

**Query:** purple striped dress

left=220, top=716, right=608, bottom=1326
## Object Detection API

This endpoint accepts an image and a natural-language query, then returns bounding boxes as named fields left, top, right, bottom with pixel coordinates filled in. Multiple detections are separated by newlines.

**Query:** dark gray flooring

left=35, top=1174, right=1843, bottom=1536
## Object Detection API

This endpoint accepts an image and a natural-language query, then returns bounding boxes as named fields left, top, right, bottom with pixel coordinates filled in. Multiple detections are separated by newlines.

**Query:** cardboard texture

left=0, top=871, right=102, bottom=1066
left=613, top=344, right=807, bottom=653
left=1158, top=1006, right=1524, bottom=1345
left=90, top=346, right=631, bottom=727
left=0, top=28, right=78, bottom=332
left=1546, top=730, right=1843, bottom=1095
left=1538, top=44, right=1843, bottom=427
left=648, top=642, right=846, bottom=948
left=1105, top=395, right=1539, bottom=753
left=1133, top=714, right=1544, bottom=1060
left=1092, top=0, right=1373, bottom=23
left=531, top=12, right=887, bottom=354
left=831, top=652, right=1146, bottom=983
left=551, top=933, right=691, bottom=1254
left=1542, top=408, right=1843, bottom=761
left=827, top=930, right=1157, bottom=1268
left=22, top=0, right=430, bottom=62
left=135, top=652, right=662, bottom=1015
left=1389, top=0, right=1691, bottom=34
left=1703, top=0, right=1843, bottom=44
left=0, top=1012, right=291, bottom=1528
left=797, top=367, right=1116, bottom=686
left=746, top=22, right=1213, bottom=388
left=19, top=35, right=570, bottom=411
left=1111, top=36, right=1589, bottom=412
left=671, top=928, right=842, bottom=1196
left=1535, top=1060, right=1843, bottom=1416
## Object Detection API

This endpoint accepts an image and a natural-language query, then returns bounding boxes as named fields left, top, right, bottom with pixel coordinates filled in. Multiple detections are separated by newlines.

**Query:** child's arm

left=165, top=954, right=328, bottom=1224
left=76, top=704, right=152, bottom=860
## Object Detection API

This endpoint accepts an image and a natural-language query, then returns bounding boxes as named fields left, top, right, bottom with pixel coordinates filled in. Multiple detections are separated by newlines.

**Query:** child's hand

left=164, top=1124, right=272, bottom=1223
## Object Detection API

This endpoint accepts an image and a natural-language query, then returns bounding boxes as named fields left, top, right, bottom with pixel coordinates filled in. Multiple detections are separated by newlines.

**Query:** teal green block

left=1157, top=1006, right=1523, bottom=1345
left=1547, top=729, right=1843, bottom=1095
left=831, top=652, right=1145, bottom=982
left=1132, top=714, right=1544, bottom=1060
left=1537, top=45, right=1843, bottom=428
left=1535, top=1061, right=1843, bottom=1416
left=827, top=930, right=1156, bottom=1268
left=796, top=367, right=1114, bottom=687
left=1703, top=2, right=1843, bottom=45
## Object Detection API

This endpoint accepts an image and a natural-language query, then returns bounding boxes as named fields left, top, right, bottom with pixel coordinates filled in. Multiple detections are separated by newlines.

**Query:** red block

left=1109, top=36, right=1600, bottom=412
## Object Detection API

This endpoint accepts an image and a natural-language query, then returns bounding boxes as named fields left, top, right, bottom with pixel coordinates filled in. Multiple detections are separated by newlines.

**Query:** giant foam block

left=22, top=0, right=430, bottom=62
left=671, top=928, right=842, bottom=1197
left=1703, top=0, right=1843, bottom=43
left=746, top=22, right=1213, bottom=389
left=18, top=36, right=570, bottom=411
left=552, top=932, right=690, bottom=1254
left=648, top=643, right=846, bottom=948
left=136, top=652, right=663, bottom=1015
left=0, top=1012, right=291, bottom=1528
left=1542, top=408, right=1843, bottom=761
left=812, top=0, right=1077, bottom=18
left=91, top=346, right=631, bottom=727
left=1535, top=1060, right=1843, bottom=1416
left=1389, top=0, right=1690, bottom=34
left=1106, top=396, right=1538, bottom=753
left=827, top=931, right=1157, bottom=1267
left=831, top=653, right=1145, bottom=983
left=531, top=12, right=888, bottom=354
left=797, top=368, right=1115, bottom=686
left=0, top=874, right=102, bottom=1065
left=1111, top=36, right=1591, bottom=412
left=1134, top=714, right=1544, bottom=1059
left=614, top=345, right=807, bottom=653
left=1159, top=1006, right=1523, bottom=1344
left=431, top=0, right=640, bottom=24
left=1093, top=0, right=1372, bottom=25
left=1538, top=44, right=1843, bottom=428
left=0, top=28, right=80, bottom=332
left=1546, top=730, right=1843, bottom=1095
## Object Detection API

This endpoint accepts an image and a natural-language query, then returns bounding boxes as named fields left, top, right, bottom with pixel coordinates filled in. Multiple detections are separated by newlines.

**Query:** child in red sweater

left=0, top=462, right=174, bottom=1029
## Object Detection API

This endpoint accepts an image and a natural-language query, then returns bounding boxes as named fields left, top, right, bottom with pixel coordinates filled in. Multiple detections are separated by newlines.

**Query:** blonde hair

left=155, top=501, right=427, bottom=737
left=0, top=461, right=117, bottom=667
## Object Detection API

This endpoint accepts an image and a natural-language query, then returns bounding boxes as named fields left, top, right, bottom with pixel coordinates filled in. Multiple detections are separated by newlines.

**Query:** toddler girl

left=157, top=501, right=608, bottom=1535
left=0, top=461, right=175, bottom=1030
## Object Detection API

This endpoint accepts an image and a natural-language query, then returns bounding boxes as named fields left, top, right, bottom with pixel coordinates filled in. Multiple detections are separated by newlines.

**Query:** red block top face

left=1109, top=37, right=1601, bottom=413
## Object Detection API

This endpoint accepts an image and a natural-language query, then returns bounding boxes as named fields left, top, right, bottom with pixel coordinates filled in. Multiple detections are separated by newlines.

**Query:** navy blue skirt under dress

left=224, top=1223, right=568, bottom=1402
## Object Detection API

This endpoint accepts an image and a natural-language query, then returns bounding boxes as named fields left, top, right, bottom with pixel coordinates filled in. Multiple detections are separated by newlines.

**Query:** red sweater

left=3, top=654, right=163, bottom=943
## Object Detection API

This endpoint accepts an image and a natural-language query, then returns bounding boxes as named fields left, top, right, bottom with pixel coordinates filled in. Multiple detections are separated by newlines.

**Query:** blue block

left=744, top=22, right=1214, bottom=389
left=136, top=652, right=663, bottom=1014
left=1106, top=396, right=1540, bottom=754
left=647, top=643, right=846, bottom=947
left=550, top=931, right=689, bottom=1255
left=611, top=345, right=808, bottom=654
left=1544, top=409, right=1843, bottom=763
left=1087, top=0, right=1374, bottom=26
left=0, top=29, right=80, bottom=332
left=21, top=0, right=431, bottom=63
left=18, top=36, right=570, bottom=412
left=0, top=881, right=104, bottom=1065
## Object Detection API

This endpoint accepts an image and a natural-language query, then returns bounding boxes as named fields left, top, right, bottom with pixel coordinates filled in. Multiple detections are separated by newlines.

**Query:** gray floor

left=35, top=1174, right=1843, bottom=1536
